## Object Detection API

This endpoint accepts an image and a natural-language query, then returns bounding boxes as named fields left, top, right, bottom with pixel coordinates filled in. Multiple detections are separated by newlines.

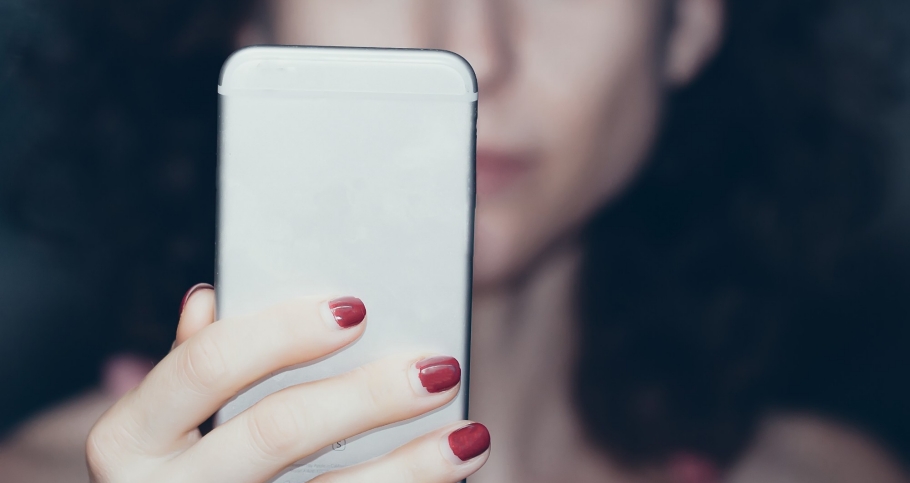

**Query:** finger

left=98, top=295, right=368, bottom=456
left=175, top=284, right=216, bottom=348
left=312, top=422, right=490, bottom=483
left=174, top=284, right=219, bottom=436
left=172, top=353, right=464, bottom=483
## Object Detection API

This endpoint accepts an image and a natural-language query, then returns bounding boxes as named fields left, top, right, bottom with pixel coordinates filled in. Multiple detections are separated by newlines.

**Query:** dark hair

left=578, top=0, right=910, bottom=467
left=2, top=0, right=908, bottom=467
left=0, top=0, right=251, bottom=432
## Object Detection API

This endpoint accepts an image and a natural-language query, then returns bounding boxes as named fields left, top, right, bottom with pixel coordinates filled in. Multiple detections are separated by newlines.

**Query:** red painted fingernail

left=328, top=297, right=367, bottom=329
left=416, top=356, right=461, bottom=393
left=448, top=423, right=490, bottom=462
left=180, top=283, right=214, bottom=315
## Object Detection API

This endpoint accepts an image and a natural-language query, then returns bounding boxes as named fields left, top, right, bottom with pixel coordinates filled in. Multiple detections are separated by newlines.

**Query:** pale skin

left=1, top=1, right=908, bottom=482
left=78, top=291, right=489, bottom=482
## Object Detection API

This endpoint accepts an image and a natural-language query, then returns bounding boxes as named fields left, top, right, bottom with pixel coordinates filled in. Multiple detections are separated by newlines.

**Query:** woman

left=1, top=0, right=908, bottom=482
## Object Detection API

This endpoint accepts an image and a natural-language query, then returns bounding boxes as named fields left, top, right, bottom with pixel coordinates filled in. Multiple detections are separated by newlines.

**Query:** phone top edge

left=219, top=45, right=477, bottom=98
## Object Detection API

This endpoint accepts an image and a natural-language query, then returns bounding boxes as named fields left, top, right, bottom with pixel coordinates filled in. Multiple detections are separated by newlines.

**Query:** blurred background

left=0, top=0, right=234, bottom=435
left=1, top=0, right=910, bottom=479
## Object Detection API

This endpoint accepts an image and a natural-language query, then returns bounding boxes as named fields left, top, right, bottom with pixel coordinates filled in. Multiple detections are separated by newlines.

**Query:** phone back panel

left=215, top=46, right=476, bottom=482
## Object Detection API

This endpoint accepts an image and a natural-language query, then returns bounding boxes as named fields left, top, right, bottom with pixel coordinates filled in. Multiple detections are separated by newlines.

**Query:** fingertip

left=180, top=283, right=214, bottom=315
left=175, top=283, right=216, bottom=346
left=321, top=296, right=368, bottom=330
left=310, top=421, right=491, bottom=483
left=408, top=355, right=462, bottom=396
left=441, top=422, right=491, bottom=466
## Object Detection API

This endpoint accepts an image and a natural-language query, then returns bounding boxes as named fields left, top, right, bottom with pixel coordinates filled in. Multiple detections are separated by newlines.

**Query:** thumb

left=173, top=283, right=216, bottom=349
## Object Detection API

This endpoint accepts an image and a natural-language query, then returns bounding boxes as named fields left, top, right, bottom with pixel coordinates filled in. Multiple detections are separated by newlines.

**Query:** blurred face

left=264, top=0, right=715, bottom=287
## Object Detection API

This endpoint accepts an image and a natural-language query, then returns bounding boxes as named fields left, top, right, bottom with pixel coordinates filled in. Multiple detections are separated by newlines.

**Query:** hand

left=86, top=285, right=490, bottom=483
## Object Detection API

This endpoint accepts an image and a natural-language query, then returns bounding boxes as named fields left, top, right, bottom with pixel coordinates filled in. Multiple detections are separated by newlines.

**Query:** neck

left=467, top=241, right=710, bottom=483
left=472, top=238, right=584, bottom=362
left=469, top=239, right=637, bottom=482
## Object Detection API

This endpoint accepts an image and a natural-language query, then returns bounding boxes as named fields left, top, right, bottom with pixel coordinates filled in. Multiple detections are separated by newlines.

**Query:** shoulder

left=729, top=414, right=908, bottom=483
left=0, top=390, right=116, bottom=483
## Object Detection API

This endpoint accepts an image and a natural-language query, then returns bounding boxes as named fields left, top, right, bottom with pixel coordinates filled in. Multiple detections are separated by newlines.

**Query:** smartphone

left=215, top=46, right=477, bottom=482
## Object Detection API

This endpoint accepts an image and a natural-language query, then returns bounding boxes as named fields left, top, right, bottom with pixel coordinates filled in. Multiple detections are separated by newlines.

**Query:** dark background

left=0, top=0, right=238, bottom=434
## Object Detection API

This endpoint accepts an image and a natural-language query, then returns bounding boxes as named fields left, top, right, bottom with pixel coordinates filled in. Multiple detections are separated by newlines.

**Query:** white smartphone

left=215, top=46, right=477, bottom=482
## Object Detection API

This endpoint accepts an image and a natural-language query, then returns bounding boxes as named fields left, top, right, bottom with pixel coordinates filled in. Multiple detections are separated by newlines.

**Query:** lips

left=475, top=149, right=530, bottom=199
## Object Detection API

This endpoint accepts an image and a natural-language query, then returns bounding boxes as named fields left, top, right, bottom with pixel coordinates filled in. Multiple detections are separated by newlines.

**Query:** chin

left=472, top=193, right=590, bottom=290
left=471, top=209, right=532, bottom=289
left=472, top=249, right=512, bottom=288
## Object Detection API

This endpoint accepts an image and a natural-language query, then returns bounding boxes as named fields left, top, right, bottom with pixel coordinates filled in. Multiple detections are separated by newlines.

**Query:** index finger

left=95, top=296, right=368, bottom=457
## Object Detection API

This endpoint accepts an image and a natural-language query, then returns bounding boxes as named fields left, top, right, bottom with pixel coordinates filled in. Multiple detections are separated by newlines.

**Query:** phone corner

left=427, top=50, right=478, bottom=94
left=219, top=45, right=273, bottom=88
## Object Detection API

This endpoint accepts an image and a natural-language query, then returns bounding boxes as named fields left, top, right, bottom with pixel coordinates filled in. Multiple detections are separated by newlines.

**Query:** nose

left=437, top=0, right=514, bottom=97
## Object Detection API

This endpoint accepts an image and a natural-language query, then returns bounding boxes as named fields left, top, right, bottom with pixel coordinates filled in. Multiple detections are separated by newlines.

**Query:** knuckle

left=177, top=333, right=231, bottom=393
left=245, top=397, right=306, bottom=460
left=85, top=424, right=114, bottom=478
left=351, top=364, right=398, bottom=422
left=273, top=311, right=309, bottom=348
left=274, top=299, right=320, bottom=344
left=85, top=417, right=141, bottom=480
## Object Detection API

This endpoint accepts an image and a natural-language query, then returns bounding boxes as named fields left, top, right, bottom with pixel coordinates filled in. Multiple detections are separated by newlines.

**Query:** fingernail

left=413, top=356, right=461, bottom=394
left=327, top=297, right=367, bottom=329
left=447, top=423, right=491, bottom=463
left=180, top=283, right=214, bottom=315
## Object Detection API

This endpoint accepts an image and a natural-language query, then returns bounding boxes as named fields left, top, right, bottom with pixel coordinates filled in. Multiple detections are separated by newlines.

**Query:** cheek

left=474, top=3, right=665, bottom=285
left=539, top=66, right=662, bottom=223
left=527, top=2, right=664, bottom=217
left=475, top=79, right=662, bottom=285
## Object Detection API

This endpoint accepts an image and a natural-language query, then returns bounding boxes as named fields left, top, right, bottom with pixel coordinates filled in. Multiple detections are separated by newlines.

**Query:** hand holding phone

left=86, top=289, right=490, bottom=483
left=85, top=46, right=485, bottom=483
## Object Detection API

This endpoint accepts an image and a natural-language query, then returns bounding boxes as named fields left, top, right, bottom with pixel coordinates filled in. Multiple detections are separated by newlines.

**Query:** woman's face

left=265, top=0, right=719, bottom=287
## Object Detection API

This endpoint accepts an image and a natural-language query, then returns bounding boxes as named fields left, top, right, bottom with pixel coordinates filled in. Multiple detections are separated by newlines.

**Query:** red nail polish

left=448, top=423, right=490, bottom=462
left=180, top=283, right=214, bottom=314
left=416, top=356, right=461, bottom=393
left=328, top=297, right=367, bottom=329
